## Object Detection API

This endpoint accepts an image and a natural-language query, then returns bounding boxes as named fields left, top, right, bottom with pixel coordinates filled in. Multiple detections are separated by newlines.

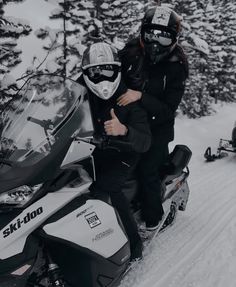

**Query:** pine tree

left=35, top=0, right=98, bottom=78
left=94, top=0, right=144, bottom=46
left=76, top=0, right=103, bottom=44
left=0, top=1, right=31, bottom=73
left=209, top=1, right=236, bottom=102
left=170, top=0, right=213, bottom=117
left=165, top=0, right=236, bottom=116
left=0, top=0, right=32, bottom=113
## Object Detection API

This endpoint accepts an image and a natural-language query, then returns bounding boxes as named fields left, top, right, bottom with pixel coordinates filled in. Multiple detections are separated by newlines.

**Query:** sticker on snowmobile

left=85, top=212, right=101, bottom=228
left=92, top=228, right=114, bottom=242
left=2, top=207, right=43, bottom=238
left=152, top=7, right=171, bottom=26
left=11, top=264, right=31, bottom=276
left=76, top=205, right=93, bottom=218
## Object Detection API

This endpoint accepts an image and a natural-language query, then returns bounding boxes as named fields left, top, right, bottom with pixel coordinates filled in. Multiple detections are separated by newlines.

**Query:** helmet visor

left=83, top=64, right=121, bottom=84
left=143, top=29, right=174, bottom=47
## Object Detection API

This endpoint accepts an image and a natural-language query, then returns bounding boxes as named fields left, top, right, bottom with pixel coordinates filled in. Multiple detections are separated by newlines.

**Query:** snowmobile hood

left=0, top=75, right=94, bottom=193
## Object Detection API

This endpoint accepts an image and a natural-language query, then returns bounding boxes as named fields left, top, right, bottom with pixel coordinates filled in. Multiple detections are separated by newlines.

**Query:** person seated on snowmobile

left=117, top=5, right=189, bottom=231
left=78, top=42, right=151, bottom=261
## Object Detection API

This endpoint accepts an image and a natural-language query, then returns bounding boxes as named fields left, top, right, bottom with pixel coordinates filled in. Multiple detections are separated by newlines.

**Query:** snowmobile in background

left=0, top=74, right=192, bottom=287
left=204, top=121, right=236, bottom=162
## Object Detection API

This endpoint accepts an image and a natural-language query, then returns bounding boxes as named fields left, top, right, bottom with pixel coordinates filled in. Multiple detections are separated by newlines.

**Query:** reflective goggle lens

left=144, top=29, right=173, bottom=46
left=84, top=64, right=120, bottom=84
left=88, top=65, right=114, bottom=79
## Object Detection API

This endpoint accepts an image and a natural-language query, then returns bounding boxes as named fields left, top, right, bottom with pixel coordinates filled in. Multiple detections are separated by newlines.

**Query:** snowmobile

left=0, top=74, right=192, bottom=287
left=204, top=121, right=236, bottom=162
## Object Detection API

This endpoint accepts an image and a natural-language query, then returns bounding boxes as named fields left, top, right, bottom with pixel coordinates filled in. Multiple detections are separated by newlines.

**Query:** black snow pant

left=89, top=151, right=142, bottom=256
left=138, top=135, right=169, bottom=226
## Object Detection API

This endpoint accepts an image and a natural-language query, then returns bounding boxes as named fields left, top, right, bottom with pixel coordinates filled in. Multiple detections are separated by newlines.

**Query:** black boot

left=130, top=235, right=143, bottom=261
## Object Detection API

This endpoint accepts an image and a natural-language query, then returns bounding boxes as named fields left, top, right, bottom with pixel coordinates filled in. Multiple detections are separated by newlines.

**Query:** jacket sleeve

left=124, top=102, right=151, bottom=153
left=141, top=62, right=186, bottom=125
left=119, top=39, right=145, bottom=92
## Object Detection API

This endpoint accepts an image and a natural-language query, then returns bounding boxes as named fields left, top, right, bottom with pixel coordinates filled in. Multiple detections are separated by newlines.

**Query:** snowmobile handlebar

left=27, top=116, right=53, bottom=129
left=76, top=136, right=133, bottom=152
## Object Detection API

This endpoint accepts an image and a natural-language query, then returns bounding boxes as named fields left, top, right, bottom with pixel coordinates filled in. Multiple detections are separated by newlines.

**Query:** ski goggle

left=142, top=29, right=175, bottom=47
left=83, top=64, right=121, bottom=84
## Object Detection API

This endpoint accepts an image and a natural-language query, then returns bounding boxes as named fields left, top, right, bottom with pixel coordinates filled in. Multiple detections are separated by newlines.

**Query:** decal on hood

left=2, top=207, right=43, bottom=238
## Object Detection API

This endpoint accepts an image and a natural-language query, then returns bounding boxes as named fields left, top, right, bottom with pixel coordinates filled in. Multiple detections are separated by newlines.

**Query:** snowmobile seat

left=161, top=145, right=192, bottom=184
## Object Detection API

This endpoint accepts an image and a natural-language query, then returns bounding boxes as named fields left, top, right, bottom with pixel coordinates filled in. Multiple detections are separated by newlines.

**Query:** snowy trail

left=120, top=103, right=236, bottom=287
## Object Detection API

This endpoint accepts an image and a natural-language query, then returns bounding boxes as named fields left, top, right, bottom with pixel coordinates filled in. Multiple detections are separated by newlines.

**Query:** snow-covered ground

left=120, top=102, right=236, bottom=287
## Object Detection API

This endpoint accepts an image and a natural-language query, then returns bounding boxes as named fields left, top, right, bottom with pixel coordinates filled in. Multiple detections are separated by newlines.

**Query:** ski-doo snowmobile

left=204, top=121, right=236, bottom=162
left=0, top=74, right=192, bottom=287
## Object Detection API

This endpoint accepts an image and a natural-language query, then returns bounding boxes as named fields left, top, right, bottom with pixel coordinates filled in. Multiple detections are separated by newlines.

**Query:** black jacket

left=119, top=38, right=188, bottom=142
left=77, top=76, right=151, bottom=163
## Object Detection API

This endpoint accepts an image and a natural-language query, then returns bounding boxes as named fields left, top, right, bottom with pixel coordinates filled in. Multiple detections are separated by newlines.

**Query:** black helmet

left=82, top=42, right=121, bottom=100
left=141, top=6, right=181, bottom=64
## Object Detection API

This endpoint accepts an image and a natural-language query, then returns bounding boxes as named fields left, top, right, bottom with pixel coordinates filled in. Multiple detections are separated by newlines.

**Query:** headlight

left=0, top=184, right=42, bottom=208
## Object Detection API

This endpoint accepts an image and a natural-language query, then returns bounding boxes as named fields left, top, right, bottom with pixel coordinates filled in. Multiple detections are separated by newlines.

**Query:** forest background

left=0, top=0, right=235, bottom=118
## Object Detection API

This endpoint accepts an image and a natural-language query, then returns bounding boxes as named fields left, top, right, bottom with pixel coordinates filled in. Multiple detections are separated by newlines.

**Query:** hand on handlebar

left=76, top=135, right=133, bottom=152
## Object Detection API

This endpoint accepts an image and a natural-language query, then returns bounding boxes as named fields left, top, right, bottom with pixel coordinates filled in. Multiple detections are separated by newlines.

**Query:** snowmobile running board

left=204, top=139, right=236, bottom=162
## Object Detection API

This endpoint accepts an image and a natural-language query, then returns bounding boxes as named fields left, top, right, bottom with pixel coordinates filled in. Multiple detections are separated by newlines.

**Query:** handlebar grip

left=107, top=138, right=133, bottom=152
left=77, top=136, right=133, bottom=152
left=27, top=116, right=42, bottom=125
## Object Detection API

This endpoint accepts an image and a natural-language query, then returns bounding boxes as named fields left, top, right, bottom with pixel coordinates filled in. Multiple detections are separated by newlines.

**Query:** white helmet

left=81, top=42, right=121, bottom=100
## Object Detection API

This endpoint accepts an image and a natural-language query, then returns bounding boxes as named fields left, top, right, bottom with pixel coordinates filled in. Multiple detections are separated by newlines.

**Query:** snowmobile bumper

left=218, top=139, right=236, bottom=153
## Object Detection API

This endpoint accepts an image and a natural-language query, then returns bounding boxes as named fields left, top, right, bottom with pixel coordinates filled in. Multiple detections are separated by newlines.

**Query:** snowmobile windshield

left=0, top=75, right=94, bottom=175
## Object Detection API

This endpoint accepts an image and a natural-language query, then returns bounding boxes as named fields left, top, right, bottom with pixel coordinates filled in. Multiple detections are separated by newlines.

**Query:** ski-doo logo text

left=85, top=212, right=101, bottom=228
left=2, top=207, right=43, bottom=238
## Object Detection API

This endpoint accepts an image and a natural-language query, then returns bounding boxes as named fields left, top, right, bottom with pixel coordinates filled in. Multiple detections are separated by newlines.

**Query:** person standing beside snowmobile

left=78, top=42, right=151, bottom=260
left=118, top=6, right=189, bottom=230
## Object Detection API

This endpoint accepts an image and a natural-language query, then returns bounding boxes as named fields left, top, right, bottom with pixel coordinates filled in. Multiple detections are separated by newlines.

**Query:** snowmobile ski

left=204, top=146, right=228, bottom=162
